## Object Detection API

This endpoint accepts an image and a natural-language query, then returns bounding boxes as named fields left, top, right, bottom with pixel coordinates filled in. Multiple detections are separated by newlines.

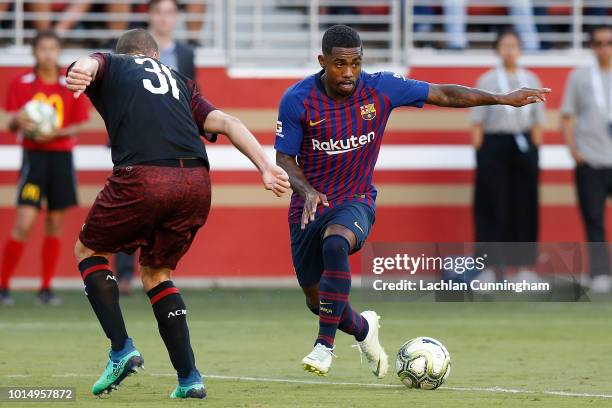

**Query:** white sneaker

left=302, top=343, right=335, bottom=376
left=513, top=269, right=545, bottom=284
left=590, top=275, right=611, bottom=294
left=357, top=311, right=388, bottom=379
left=474, top=268, right=497, bottom=294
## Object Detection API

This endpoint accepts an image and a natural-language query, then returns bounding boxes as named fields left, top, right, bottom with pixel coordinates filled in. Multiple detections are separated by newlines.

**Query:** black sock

left=147, top=281, right=196, bottom=379
left=79, top=256, right=128, bottom=351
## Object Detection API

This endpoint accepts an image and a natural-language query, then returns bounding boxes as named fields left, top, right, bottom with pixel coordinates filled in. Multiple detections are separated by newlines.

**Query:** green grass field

left=1, top=289, right=611, bottom=407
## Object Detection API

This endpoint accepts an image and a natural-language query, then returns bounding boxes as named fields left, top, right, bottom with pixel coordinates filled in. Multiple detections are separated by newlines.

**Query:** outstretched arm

left=426, top=84, right=550, bottom=108
left=65, top=56, right=100, bottom=98
left=203, top=110, right=290, bottom=197
left=276, top=151, right=329, bottom=229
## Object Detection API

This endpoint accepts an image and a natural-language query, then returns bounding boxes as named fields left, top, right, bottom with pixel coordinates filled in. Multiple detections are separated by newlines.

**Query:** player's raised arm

left=202, top=110, right=290, bottom=197
left=66, top=55, right=100, bottom=98
left=276, top=151, right=329, bottom=230
left=426, top=83, right=551, bottom=108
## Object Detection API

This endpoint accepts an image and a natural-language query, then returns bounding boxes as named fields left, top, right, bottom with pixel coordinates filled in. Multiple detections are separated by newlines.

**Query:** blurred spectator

left=28, top=2, right=91, bottom=35
left=0, top=30, right=89, bottom=306
left=535, top=6, right=611, bottom=49
left=326, top=5, right=358, bottom=16
left=444, top=0, right=540, bottom=50
left=561, top=25, right=612, bottom=294
left=414, top=5, right=434, bottom=34
left=148, top=0, right=195, bottom=79
left=26, top=2, right=133, bottom=42
left=0, top=2, right=10, bottom=19
left=584, top=6, right=610, bottom=20
left=106, top=3, right=132, bottom=34
left=533, top=6, right=552, bottom=50
left=185, top=2, right=206, bottom=46
left=443, top=0, right=466, bottom=49
left=0, top=2, right=10, bottom=42
left=470, top=30, right=544, bottom=277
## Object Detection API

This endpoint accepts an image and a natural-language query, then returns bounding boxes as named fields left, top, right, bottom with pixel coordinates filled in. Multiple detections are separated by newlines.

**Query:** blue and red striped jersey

left=275, top=70, right=429, bottom=224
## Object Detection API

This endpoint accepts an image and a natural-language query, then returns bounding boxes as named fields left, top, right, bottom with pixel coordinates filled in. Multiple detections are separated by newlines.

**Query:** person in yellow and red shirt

left=0, top=30, right=89, bottom=306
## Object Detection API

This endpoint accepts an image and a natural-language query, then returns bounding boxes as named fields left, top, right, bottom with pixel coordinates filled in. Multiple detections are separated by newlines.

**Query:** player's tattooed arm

left=426, top=84, right=550, bottom=108
left=276, top=152, right=329, bottom=229
left=203, top=110, right=290, bottom=197
left=66, top=56, right=100, bottom=98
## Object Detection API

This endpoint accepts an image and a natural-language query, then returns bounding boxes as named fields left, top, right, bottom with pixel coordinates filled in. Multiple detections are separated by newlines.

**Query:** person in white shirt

left=561, top=25, right=612, bottom=294
left=470, top=29, right=545, bottom=280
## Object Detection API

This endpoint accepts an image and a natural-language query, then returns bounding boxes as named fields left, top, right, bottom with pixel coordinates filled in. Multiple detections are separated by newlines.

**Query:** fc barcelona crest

left=360, top=103, right=376, bottom=120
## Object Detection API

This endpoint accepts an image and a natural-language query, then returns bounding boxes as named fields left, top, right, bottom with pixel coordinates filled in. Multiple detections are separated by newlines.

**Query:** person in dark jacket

left=148, top=0, right=196, bottom=79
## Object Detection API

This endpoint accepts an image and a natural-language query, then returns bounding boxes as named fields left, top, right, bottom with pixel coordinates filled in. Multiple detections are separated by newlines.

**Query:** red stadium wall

left=0, top=64, right=607, bottom=286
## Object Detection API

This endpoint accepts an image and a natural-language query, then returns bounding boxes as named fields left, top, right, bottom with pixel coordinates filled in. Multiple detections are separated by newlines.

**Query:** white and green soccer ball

left=396, top=337, right=451, bottom=390
left=23, top=100, right=58, bottom=138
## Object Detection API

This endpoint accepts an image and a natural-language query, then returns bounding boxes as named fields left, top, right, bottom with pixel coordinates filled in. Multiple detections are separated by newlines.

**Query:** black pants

left=474, top=133, right=539, bottom=266
left=575, top=164, right=612, bottom=277
left=114, top=252, right=135, bottom=281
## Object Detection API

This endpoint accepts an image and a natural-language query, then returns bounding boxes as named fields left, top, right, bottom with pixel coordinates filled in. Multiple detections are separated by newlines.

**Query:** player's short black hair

left=493, top=28, right=522, bottom=50
left=32, top=29, right=61, bottom=49
left=589, top=25, right=612, bottom=43
left=322, top=25, right=362, bottom=55
left=116, top=29, right=159, bottom=56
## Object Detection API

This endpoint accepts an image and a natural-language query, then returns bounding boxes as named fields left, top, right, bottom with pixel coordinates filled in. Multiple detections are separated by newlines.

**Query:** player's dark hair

left=32, top=30, right=61, bottom=77
left=322, top=25, right=362, bottom=55
left=589, top=25, right=612, bottom=44
left=148, top=0, right=179, bottom=11
left=116, top=28, right=159, bottom=56
left=32, top=29, right=61, bottom=49
left=493, top=28, right=522, bottom=50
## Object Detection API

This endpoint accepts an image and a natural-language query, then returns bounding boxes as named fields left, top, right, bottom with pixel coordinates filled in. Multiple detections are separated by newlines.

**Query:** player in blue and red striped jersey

left=275, top=25, right=550, bottom=377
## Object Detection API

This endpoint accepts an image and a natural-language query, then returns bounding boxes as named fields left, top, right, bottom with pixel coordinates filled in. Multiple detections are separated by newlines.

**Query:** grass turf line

left=1, top=289, right=611, bottom=407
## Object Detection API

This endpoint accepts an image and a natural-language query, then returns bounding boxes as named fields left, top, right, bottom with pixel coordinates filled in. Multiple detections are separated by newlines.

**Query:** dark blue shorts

left=290, top=201, right=375, bottom=288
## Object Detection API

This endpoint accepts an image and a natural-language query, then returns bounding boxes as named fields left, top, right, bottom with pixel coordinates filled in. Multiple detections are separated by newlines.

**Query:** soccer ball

left=396, top=337, right=451, bottom=390
left=23, top=100, right=58, bottom=138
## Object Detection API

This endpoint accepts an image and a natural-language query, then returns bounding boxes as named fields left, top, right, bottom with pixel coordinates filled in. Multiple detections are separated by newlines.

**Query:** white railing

left=226, top=0, right=402, bottom=66
left=0, top=0, right=610, bottom=66
left=0, top=0, right=223, bottom=49
left=406, top=0, right=611, bottom=51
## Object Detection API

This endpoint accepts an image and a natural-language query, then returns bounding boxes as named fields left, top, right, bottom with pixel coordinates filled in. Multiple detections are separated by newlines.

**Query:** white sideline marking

left=151, top=373, right=403, bottom=388
left=6, top=373, right=610, bottom=399
left=203, top=375, right=612, bottom=399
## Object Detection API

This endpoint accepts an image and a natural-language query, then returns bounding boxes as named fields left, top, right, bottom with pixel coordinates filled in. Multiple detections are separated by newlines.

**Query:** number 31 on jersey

left=134, top=57, right=180, bottom=100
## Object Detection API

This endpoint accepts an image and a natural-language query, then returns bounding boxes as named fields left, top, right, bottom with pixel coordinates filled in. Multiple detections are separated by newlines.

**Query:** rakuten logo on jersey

left=311, top=131, right=376, bottom=155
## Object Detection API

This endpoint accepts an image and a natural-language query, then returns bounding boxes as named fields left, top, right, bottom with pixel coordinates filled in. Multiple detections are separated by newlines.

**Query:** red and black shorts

left=79, top=160, right=211, bottom=270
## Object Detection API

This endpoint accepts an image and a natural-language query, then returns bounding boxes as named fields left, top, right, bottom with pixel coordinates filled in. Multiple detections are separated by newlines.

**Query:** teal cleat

left=91, top=339, right=144, bottom=396
left=169, top=383, right=206, bottom=399
left=169, top=369, right=206, bottom=399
